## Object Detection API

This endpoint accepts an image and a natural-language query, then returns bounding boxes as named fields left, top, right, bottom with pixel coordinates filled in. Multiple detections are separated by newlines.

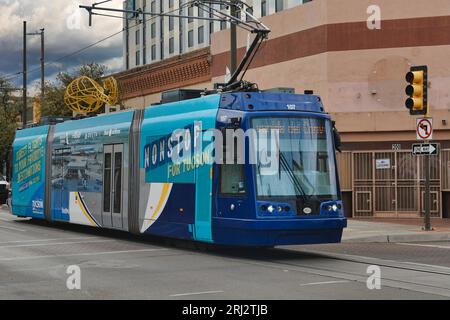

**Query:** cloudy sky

left=0, top=0, right=125, bottom=94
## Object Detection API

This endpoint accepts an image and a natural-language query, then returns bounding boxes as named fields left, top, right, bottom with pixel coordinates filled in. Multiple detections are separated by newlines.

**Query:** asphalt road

left=1, top=206, right=449, bottom=300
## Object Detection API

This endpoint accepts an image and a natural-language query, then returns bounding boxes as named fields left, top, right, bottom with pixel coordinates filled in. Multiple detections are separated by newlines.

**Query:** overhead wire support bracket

left=80, top=0, right=271, bottom=92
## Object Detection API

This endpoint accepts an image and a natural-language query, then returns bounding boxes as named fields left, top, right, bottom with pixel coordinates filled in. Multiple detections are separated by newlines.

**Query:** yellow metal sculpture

left=64, top=76, right=119, bottom=114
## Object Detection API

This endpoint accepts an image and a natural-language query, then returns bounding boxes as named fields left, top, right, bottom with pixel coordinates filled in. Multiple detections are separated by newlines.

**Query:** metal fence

left=336, top=149, right=443, bottom=218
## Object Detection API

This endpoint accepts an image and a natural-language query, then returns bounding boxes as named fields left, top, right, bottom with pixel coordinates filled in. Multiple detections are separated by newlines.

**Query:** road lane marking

left=170, top=290, right=224, bottom=297
left=0, top=236, right=100, bottom=245
left=400, top=261, right=450, bottom=271
left=0, top=225, right=26, bottom=232
left=0, top=248, right=168, bottom=261
left=0, top=239, right=114, bottom=248
left=289, top=248, right=450, bottom=274
left=397, top=243, right=450, bottom=250
left=299, top=280, right=350, bottom=286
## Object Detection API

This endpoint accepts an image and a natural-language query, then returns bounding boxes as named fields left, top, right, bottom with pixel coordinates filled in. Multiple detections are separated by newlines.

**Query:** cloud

left=0, top=0, right=125, bottom=90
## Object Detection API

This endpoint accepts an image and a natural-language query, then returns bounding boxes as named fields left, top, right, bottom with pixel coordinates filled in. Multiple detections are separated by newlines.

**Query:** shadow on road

left=12, top=218, right=326, bottom=263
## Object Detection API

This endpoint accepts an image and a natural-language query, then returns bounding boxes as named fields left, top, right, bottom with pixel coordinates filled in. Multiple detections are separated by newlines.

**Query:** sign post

left=415, top=118, right=433, bottom=231
left=407, top=65, right=431, bottom=231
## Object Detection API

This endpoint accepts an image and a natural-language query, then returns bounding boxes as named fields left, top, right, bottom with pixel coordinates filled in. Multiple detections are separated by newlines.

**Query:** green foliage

left=0, top=77, right=20, bottom=165
left=40, top=62, right=108, bottom=117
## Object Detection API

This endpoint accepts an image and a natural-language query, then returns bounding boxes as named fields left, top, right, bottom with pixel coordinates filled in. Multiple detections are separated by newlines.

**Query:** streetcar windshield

left=252, top=117, right=338, bottom=199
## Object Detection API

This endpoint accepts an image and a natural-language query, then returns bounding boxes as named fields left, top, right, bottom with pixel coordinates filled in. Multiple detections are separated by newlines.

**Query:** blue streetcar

left=10, top=90, right=346, bottom=246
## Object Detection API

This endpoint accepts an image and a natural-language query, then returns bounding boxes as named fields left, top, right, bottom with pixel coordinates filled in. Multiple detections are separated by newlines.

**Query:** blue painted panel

left=194, top=130, right=214, bottom=242
left=12, top=126, right=49, bottom=218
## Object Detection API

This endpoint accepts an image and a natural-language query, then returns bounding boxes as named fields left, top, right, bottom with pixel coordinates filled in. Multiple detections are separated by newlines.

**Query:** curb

left=343, top=232, right=450, bottom=243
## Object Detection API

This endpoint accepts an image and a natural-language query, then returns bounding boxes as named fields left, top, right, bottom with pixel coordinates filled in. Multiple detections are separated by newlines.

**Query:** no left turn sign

left=416, top=118, right=433, bottom=141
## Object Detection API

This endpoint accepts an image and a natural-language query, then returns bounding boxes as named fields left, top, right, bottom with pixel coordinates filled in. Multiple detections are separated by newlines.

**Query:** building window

left=151, top=44, right=156, bottom=60
left=188, top=29, right=194, bottom=47
left=198, top=26, right=204, bottom=44
left=261, top=0, right=267, bottom=17
left=188, top=6, right=194, bottom=23
left=135, top=50, right=140, bottom=66
left=169, top=16, right=174, bottom=31
left=220, top=20, right=227, bottom=30
left=151, top=22, right=156, bottom=38
left=209, top=21, right=214, bottom=34
left=198, top=5, right=204, bottom=18
left=150, top=1, right=155, bottom=12
left=135, top=29, right=140, bottom=45
left=169, top=0, right=174, bottom=8
left=169, top=37, right=174, bottom=54
left=245, top=7, right=254, bottom=22
left=275, top=0, right=284, bottom=12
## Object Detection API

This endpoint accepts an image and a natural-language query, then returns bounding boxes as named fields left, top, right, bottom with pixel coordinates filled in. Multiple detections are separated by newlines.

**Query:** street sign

left=416, top=118, right=432, bottom=140
left=411, top=143, right=439, bottom=156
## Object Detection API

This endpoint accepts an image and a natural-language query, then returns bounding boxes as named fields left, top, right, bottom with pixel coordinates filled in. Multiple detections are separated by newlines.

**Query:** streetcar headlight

left=267, top=205, right=275, bottom=213
left=332, top=204, right=338, bottom=212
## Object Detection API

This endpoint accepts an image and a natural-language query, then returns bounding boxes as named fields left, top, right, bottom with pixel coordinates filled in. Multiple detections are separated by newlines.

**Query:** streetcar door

left=102, top=144, right=124, bottom=229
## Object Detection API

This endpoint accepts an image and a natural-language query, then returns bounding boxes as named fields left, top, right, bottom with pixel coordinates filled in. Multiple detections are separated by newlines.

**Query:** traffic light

left=405, top=65, right=428, bottom=115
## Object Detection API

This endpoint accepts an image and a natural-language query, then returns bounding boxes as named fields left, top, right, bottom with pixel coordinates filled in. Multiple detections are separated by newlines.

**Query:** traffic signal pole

left=405, top=65, right=432, bottom=231
left=424, top=147, right=431, bottom=231
left=424, top=101, right=431, bottom=231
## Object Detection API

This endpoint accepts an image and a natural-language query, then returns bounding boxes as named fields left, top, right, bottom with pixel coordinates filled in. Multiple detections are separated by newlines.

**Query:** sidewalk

left=343, top=218, right=450, bottom=243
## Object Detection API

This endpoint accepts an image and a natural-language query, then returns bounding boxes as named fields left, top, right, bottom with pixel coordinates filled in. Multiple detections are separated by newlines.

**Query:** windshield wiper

left=278, top=152, right=309, bottom=204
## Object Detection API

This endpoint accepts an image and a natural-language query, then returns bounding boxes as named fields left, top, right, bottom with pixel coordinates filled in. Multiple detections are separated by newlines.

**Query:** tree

left=0, top=77, right=20, bottom=178
left=40, top=62, right=109, bottom=117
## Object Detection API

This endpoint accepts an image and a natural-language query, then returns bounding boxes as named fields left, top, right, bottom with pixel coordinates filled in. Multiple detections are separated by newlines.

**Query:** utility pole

left=230, top=0, right=237, bottom=74
left=22, top=21, right=27, bottom=128
left=23, top=27, right=45, bottom=126
left=40, top=28, right=45, bottom=101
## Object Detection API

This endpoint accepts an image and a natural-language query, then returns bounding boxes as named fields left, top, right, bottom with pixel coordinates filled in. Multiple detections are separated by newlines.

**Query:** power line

left=2, top=2, right=193, bottom=81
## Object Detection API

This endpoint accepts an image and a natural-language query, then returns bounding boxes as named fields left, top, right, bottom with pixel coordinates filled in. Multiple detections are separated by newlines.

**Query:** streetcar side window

left=113, top=152, right=122, bottom=213
left=103, top=153, right=111, bottom=212
left=219, top=164, right=246, bottom=195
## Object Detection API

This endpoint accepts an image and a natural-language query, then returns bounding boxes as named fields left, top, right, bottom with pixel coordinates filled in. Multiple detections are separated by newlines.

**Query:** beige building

left=114, top=0, right=450, bottom=218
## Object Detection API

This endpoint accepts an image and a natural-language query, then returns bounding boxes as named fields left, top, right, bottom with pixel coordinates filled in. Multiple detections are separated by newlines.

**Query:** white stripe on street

left=299, top=280, right=350, bottom=286
left=399, top=261, right=450, bottom=271
left=0, top=236, right=100, bottom=245
left=0, top=225, right=26, bottom=232
left=0, top=239, right=114, bottom=248
left=0, top=217, right=14, bottom=222
left=0, top=248, right=168, bottom=261
left=170, top=290, right=224, bottom=297
left=397, top=243, right=450, bottom=250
